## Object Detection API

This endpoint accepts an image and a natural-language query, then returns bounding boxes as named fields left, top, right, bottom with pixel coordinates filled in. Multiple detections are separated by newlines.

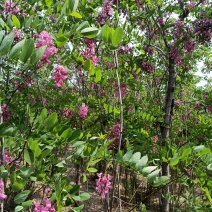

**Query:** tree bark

left=160, top=58, right=175, bottom=212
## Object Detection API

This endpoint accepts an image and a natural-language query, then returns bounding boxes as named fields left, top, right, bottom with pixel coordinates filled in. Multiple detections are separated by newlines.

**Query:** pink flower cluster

left=82, top=38, right=98, bottom=66
left=175, top=100, right=181, bottom=107
left=5, top=1, right=19, bottom=14
left=207, top=106, right=212, bottom=114
left=112, top=122, right=121, bottom=139
left=1, top=104, right=11, bottom=122
left=153, top=135, right=159, bottom=143
left=78, top=103, right=88, bottom=119
left=135, top=0, right=144, bottom=9
left=36, top=31, right=58, bottom=65
left=144, top=45, right=154, bottom=55
left=152, top=135, right=158, bottom=152
left=158, top=17, right=164, bottom=26
left=115, top=84, right=127, bottom=99
left=118, top=45, right=133, bottom=55
left=108, top=122, right=121, bottom=148
left=0, top=178, right=7, bottom=200
left=34, top=189, right=56, bottom=212
left=170, top=48, right=183, bottom=65
left=96, top=173, right=112, bottom=199
left=141, top=61, right=154, bottom=74
left=174, top=20, right=184, bottom=38
left=52, top=65, right=68, bottom=87
left=194, top=18, right=212, bottom=42
left=184, top=39, right=195, bottom=54
left=97, top=0, right=113, bottom=25
left=61, top=108, right=73, bottom=118
left=188, top=2, right=195, bottom=8
left=194, top=102, right=200, bottom=110
left=14, top=70, right=36, bottom=92
left=0, top=150, right=20, bottom=168
left=14, top=29, right=21, bottom=43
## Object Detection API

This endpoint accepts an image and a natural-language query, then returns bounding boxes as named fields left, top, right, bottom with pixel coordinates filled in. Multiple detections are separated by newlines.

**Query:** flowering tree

left=0, top=0, right=212, bottom=211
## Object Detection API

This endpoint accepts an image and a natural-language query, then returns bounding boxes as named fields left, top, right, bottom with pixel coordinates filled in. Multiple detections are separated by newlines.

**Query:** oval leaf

left=9, top=39, right=25, bottom=59
left=112, top=27, right=124, bottom=46
left=0, top=32, right=14, bottom=55
left=14, top=190, right=30, bottom=204
left=30, top=45, right=46, bottom=65
left=20, top=39, right=34, bottom=62
left=81, top=27, right=99, bottom=38
left=12, top=15, right=21, bottom=29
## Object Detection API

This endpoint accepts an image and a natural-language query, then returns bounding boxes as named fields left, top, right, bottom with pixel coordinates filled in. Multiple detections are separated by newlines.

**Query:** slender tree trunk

left=160, top=58, right=175, bottom=212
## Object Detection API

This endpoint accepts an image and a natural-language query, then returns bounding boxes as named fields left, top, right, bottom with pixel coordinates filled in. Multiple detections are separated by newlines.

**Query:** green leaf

left=207, top=164, right=212, bottom=171
left=24, top=149, right=34, bottom=165
left=20, top=167, right=33, bottom=179
left=201, top=187, right=212, bottom=203
left=87, top=167, right=97, bottom=173
left=101, top=24, right=111, bottom=42
left=14, top=190, right=30, bottom=204
left=45, top=0, right=53, bottom=7
left=0, top=30, right=5, bottom=44
left=10, top=172, right=16, bottom=184
left=72, top=204, right=84, bottom=212
left=147, top=169, right=161, bottom=183
left=137, top=155, right=148, bottom=167
left=70, top=11, right=82, bottom=18
left=56, top=160, right=66, bottom=167
left=76, top=21, right=89, bottom=31
left=56, top=35, right=69, bottom=47
left=68, top=0, right=79, bottom=11
left=39, top=108, right=48, bottom=122
left=30, top=45, right=46, bottom=65
left=193, top=145, right=205, bottom=153
left=180, top=147, right=191, bottom=159
left=15, top=206, right=24, bottom=212
left=94, top=68, right=101, bottom=83
left=9, top=39, right=25, bottom=59
left=20, top=39, right=34, bottom=62
left=12, top=181, right=25, bottom=192
left=84, top=59, right=92, bottom=71
left=82, top=0, right=86, bottom=6
left=0, top=126, right=15, bottom=137
left=80, top=193, right=90, bottom=201
left=43, top=112, right=58, bottom=130
left=22, top=200, right=33, bottom=209
left=24, top=16, right=33, bottom=28
left=123, top=150, right=133, bottom=162
left=170, top=153, right=180, bottom=167
left=70, top=185, right=80, bottom=195
left=81, top=27, right=99, bottom=38
left=72, top=195, right=81, bottom=201
left=12, top=15, right=21, bottom=29
left=112, top=27, right=124, bottom=46
left=153, top=176, right=170, bottom=187
left=129, top=152, right=141, bottom=164
left=60, top=128, right=72, bottom=140
left=72, top=141, right=85, bottom=147
left=68, top=129, right=81, bottom=142
left=28, top=139, right=41, bottom=157
left=142, top=166, right=157, bottom=176
left=0, top=32, right=14, bottom=55
left=32, top=16, right=39, bottom=29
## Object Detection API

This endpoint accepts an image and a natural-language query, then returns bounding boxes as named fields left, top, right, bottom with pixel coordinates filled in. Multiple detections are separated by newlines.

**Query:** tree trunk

left=160, top=58, right=175, bottom=212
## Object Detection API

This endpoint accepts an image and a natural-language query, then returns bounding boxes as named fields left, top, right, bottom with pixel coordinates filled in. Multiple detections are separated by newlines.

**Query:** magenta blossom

left=33, top=198, right=56, bottom=212
left=0, top=178, right=7, bottom=200
left=78, top=103, right=88, bottom=119
left=52, top=65, right=68, bottom=87
left=96, top=173, right=112, bottom=199
left=36, top=31, right=58, bottom=65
